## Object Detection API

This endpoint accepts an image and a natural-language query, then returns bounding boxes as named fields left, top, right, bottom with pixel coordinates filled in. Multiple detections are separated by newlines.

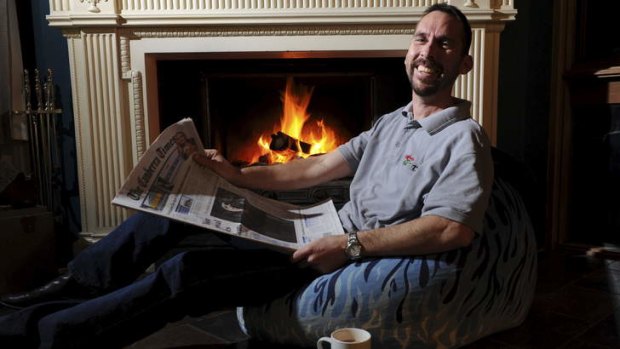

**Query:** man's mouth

left=413, top=59, right=443, bottom=78
left=417, top=65, right=439, bottom=74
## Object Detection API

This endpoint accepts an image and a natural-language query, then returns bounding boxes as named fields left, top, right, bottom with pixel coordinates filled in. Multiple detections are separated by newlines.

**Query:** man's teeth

left=417, top=65, right=436, bottom=74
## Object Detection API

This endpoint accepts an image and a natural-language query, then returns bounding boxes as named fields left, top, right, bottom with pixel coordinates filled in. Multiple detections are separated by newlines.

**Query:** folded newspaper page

left=112, top=118, right=344, bottom=252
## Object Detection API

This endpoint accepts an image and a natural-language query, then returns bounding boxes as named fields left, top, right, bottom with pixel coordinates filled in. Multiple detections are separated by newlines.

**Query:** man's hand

left=193, top=149, right=243, bottom=185
left=291, top=234, right=349, bottom=274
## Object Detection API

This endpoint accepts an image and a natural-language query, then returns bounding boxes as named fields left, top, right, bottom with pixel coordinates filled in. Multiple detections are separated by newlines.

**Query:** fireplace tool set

left=12, top=68, right=63, bottom=210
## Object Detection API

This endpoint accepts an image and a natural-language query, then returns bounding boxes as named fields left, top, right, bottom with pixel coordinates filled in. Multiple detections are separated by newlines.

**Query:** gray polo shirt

left=337, top=98, right=493, bottom=234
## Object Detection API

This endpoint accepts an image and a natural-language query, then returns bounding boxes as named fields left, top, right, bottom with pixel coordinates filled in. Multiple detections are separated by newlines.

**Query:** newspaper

left=112, top=118, right=344, bottom=253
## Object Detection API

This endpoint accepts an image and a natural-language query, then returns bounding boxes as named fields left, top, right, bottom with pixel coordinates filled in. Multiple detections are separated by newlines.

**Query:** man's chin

left=413, top=85, right=440, bottom=97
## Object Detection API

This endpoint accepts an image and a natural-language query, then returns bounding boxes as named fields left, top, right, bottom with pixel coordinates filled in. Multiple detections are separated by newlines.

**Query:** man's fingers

left=193, top=149, right=222, bottom=166
left=291, top=245, right=313, bottom=264
left=192, top=152, right=210, bottom=166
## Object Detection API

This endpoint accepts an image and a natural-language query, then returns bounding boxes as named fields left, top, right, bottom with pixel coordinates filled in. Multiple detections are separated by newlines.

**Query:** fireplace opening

left=155, top=54, right=411, bottom=206
left=157, top=55, right=410, bottom=159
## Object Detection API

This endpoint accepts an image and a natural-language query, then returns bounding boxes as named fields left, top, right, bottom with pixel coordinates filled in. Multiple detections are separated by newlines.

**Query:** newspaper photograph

left=112, top=118, right=344, bottom=252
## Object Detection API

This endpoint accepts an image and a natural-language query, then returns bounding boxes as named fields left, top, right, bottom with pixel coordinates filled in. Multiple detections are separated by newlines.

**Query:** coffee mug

left=316, top=327, right=371, bottom=349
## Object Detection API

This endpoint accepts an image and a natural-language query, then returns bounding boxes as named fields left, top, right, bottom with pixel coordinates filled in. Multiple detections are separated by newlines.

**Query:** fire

left=247, top=77, right=341, bottom=165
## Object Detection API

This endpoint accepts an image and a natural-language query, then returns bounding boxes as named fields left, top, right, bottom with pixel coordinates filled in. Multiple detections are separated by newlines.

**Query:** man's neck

left=411, top=94, right=457, bottom=120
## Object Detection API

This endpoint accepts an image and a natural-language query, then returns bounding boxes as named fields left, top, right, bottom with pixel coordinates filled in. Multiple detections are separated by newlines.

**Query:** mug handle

left=317, top=336, right=332, bottom=349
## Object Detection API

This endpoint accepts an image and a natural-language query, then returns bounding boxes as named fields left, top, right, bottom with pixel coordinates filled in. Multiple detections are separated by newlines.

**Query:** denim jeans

left=0, top=212, right=317, bottom=349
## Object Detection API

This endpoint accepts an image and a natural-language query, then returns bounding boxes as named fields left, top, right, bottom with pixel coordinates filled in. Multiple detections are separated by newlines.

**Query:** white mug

left=316, top=327, right=372, bottom=349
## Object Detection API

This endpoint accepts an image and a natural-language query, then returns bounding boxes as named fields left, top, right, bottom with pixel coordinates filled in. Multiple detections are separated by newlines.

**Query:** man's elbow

left=445, top=221, right=476, bottom=248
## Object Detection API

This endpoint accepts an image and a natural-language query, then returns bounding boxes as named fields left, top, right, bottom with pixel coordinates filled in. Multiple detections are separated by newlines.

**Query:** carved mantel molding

left=47, top=0, right=516, bottom=236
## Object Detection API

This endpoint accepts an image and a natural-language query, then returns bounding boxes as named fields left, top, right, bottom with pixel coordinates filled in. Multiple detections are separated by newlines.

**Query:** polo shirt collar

left=400, top=99, right=472, bottom=134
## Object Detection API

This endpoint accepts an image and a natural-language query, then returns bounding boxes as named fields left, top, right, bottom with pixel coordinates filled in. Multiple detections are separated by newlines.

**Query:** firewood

left=269, top=131, right=312, bottom=153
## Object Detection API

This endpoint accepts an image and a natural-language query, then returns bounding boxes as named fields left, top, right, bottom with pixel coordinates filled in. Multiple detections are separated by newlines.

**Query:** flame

left=245, top=77, right=341, bottom=165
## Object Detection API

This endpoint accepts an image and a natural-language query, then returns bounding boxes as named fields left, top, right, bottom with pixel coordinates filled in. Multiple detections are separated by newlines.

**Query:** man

left=0, top=4, right=493, bottom=348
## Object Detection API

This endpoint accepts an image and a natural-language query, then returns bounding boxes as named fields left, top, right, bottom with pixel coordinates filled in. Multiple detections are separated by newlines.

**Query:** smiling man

left=196, top=4, right=490, bottom=274
left=0, top=4, right=504, bottom=349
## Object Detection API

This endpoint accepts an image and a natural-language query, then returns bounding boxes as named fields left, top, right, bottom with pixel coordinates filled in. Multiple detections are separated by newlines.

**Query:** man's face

left=404, top=11, right=472, bottom=98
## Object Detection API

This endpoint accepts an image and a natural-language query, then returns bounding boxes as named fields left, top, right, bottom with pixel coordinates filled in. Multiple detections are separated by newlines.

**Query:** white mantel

left=47, top=0, right=516, bottom=236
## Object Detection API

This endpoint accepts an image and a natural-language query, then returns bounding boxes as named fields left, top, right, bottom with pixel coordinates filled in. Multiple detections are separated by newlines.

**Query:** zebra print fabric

left=240, top=177, right=537, bottom=348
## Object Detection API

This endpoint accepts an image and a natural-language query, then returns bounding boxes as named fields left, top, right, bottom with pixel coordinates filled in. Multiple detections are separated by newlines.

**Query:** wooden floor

left=126, top=250, right=620, bottom=349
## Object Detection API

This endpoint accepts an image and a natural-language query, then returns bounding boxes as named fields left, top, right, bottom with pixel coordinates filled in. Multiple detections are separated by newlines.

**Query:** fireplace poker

left=23, top=70, right=39, bottom=199
left=36, top=68, right=53, bottom=208
left=31, top=69, right=45, bottom=205
left=43, top=69, right=56, bottom=209
left=47, top=69, right=62, bottom=181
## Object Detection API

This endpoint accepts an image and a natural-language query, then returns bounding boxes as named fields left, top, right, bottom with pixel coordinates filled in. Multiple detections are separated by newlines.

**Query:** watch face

left=346, top=243, right=362, bottom=258
left=346, top=232, right=362, bottom=260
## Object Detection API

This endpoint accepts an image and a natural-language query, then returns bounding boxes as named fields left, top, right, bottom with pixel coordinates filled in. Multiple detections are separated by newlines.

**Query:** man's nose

left=419, top=40, right=437, bottom=59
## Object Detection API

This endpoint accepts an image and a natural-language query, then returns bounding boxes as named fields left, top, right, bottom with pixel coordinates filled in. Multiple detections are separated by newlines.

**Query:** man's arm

left=291, top=215, right=474, bottom=274
left=357, top=215, right=475, bottom=256
left=193, top=149, right=353, bottom=191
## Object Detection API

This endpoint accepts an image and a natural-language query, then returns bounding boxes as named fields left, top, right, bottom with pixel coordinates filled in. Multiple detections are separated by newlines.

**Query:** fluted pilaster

left=66, top=31, right=132, bottom=234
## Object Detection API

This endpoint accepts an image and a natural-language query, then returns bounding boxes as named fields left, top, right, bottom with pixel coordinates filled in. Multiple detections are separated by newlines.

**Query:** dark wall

left=496, top=0, right=554, bottom=245
left=22, top=1, right=80, bottom=261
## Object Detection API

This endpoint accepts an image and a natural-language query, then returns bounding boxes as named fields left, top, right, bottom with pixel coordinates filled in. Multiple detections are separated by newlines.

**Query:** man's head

left=423, top=3, right=472, bottom=57
left=404, top=4, right=474, bottom=99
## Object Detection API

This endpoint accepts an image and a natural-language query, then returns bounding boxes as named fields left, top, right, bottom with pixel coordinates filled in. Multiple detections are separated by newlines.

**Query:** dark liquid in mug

left=340, top=339, right=357, bottom=342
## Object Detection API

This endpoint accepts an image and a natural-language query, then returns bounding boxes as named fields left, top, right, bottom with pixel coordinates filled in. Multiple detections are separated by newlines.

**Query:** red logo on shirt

left=403, top=155, right=418, bottom=171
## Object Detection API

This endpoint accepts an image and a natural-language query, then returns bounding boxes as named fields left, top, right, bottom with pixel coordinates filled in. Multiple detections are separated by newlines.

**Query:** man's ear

left=459, top=55, right=473, bottom=75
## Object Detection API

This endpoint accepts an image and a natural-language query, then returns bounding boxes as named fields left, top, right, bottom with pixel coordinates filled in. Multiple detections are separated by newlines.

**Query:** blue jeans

left=0, top=212, right=317, bottom=348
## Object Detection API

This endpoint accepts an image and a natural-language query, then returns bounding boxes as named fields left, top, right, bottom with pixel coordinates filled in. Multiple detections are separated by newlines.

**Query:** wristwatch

left=345, top=231, right=363, bottom=261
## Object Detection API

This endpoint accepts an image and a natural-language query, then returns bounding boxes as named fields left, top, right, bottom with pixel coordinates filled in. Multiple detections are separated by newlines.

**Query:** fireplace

left=156, top=54, right=410, bottom=162
left=47, top=0, right=517, bottom=237
left=155, top=54, right=411, bottom=206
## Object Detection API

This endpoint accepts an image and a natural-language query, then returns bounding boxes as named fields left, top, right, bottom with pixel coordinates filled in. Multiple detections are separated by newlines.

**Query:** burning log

left=269, top=131, right=312, bottom=154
